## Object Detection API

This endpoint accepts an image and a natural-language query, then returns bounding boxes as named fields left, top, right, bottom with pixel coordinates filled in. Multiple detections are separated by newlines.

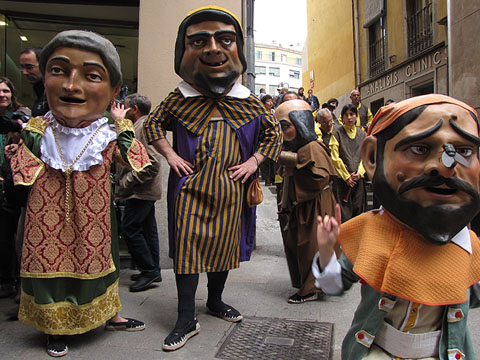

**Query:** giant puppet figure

left=144, top=7, right=282, bottom=351
left=275, top=100, right=337, bottom=304
left=314, top=94, right=480, bottom=359
left=9, top=30, right=150, bottom=357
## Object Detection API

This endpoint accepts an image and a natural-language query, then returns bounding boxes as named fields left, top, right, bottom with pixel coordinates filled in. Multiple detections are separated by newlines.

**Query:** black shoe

left=287, top=292, right=318, bottom=304
left=105, top=318, right=145, bottom=331
left=130, top=272, right=162, bottom=282
left=46, top=335, right=68, bottom=357
left=129, top=274, right=162, bottom=292
left=207, top=303, right=243, bottom=322
left=163, top=319, right=200, bottom=351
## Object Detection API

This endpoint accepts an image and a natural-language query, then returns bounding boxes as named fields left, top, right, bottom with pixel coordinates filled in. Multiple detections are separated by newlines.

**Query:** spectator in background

left=330, top=104, right=366, bottom=222
left=260, top=95, right=276, bottom=186
left=385, top=98, right=395, bottom=105
left=261, top=94, right=275, bottom=114
left=327, top=97, right=340, bottom=124
left=275, top=85, right=289, bottom=107
left=280, top=91, right=299, bottom=104
left=314, top=108, right=335, bottom=148
left=340, top=89, right=372, bottom=131
left=114, top=93, right=163, bottom=293
left=297, top=87, right=306, bottom=101
left=306, top=89, right=319, bottom=112
left=258, top=88, right=266, bottom=100
left=19, top=47, right=49, bottom=117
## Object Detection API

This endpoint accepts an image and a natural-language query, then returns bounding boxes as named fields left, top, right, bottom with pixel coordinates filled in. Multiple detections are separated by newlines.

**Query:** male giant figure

left=314, top=94, right=480, bottom=358
left=144, top=6, right=282, bottom=351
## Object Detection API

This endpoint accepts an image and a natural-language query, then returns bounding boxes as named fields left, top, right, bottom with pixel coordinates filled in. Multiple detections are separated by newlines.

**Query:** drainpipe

left=244, top=0, right=255, bottom=92
left=446, top=0, right=451, bottom=95
left=353, top=0, right=361, bottom=87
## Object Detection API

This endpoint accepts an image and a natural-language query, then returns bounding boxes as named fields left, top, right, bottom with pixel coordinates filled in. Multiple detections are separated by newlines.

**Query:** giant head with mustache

left=175, top=6, right=247, bottom=98
left=362, top=94, right=480, bottom=244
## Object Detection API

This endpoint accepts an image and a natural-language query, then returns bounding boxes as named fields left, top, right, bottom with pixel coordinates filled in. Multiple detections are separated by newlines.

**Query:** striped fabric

left=144, top=88, right=282, bottom=162
left=144, top=89, right=282, bottom=274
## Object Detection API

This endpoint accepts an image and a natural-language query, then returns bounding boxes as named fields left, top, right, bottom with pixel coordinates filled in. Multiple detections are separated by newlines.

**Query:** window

left=255, top=84, right=266, bottom=94
left=269, top=85, right=277, bottom=94
left=255, top=50, right=262, bottom=60
left=289, top=70, right=300, bottom=79
left=269, top=51, right=275, bottom=61
left=281, top=54, right=287, bottom=62
left=296, top=57, right=302, bottom=65
left=255, top=66, right=266, bottom=75
left=407, top=0, right=433, bottom=57
left=368, top=17, right=386, bottom=76
left=269, top=67, right=280, bottom=77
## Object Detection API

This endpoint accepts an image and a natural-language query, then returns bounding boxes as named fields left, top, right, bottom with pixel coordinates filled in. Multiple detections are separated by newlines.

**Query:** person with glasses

left=19, top=47, right=49, bottom=116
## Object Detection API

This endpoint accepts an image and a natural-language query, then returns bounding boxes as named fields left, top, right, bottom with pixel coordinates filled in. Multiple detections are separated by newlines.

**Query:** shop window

left=368, top=17, right=386, bottom=77
left=268, top=85, right=277, bottom=94
left=370, top=98, right=384, bottom=116
left=407, top=0, right=433, bottom=57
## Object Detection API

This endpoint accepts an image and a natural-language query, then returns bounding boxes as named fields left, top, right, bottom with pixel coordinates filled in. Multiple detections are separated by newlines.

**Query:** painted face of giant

left=363, top=103, right=480, bottom=244
left=179, top=20, right=243, bottom=97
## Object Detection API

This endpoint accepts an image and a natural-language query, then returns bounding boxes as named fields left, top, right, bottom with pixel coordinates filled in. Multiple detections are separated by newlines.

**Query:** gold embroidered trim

left=19, top=280, right=121, bottom=335
left=21, top=257, right=116, bottom=279
left=126, top=138, right=151, bottom=172
left=13, top=144, right=45, bottom=186
left=25, top=116, right=48, bottom=135
left=115, top=118, right=134, bottom=134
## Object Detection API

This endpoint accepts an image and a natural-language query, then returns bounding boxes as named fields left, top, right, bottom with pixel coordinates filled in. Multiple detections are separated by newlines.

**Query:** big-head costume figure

left=10, top=30, right=150, bottom=357
left=275, top=100, right=337, bottom=304
left=314, top=94, right=480, bottom=359
left=144, top=6, right=282, bottom=351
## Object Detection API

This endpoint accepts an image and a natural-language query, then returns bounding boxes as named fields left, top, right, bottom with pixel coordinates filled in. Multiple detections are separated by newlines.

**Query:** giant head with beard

left=175, top=6, right=246, bottom=98
left=361, top=94, right=480, bottom=245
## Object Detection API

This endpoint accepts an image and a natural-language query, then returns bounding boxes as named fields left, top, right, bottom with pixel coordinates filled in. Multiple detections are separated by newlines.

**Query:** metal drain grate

left=215, top=317, right=333, bottom=360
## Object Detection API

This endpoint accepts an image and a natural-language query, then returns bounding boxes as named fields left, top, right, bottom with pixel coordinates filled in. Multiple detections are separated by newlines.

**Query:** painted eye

left=457, top=147, right=473, bottom=157
left=221, top=38, right=233, bottom=45
left=50, top=66, right=64, bottom=75
left=87, top=73, right=102, bottom=82
left=410, top=145, right=428, bottom=155
left=192, top=39, right=205, bottom=47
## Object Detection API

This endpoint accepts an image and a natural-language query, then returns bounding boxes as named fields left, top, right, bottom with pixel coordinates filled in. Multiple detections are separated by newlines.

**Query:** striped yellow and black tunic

left=145, top=85, right=282, bottom=274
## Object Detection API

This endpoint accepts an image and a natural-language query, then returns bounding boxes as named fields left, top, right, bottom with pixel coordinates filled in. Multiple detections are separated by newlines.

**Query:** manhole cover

left=215, top=316, right=333, bottom=360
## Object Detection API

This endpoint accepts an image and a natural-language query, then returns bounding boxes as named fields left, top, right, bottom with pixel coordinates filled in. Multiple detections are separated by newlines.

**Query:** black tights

left=175, top=271, right=229, bottom=329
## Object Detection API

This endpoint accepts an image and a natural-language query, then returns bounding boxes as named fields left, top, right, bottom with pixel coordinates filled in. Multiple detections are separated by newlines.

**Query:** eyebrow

left=394, top=119, right=443, bottom=151
left=186, top=29, right=236, bottom=39
left=48, top=56, right=107, bottom=72
left=449, top=119, right=480, bottom=145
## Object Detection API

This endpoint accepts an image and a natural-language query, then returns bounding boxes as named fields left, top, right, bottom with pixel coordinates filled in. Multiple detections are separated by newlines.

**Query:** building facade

left=254, top=42, right=303, bottom=96
left=304, top=0, right=480, bottom=115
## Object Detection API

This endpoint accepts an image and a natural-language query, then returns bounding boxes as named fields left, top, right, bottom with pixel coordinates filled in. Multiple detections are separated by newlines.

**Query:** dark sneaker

left=163, top=319, right=200, bottom=351
left=129, top=274, right=162, bottom=292
left=287, top=292, right=318, bottom=304
left=46, top=335, right=68, bottom=357
left=130, top=272, right=162, bottom=282
left=207, top=304, right=243, bottom=322
left=105, top=318, right=146, bottom=331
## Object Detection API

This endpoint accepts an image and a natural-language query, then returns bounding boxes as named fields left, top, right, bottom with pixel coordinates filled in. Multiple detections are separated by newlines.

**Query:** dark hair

left=385, top=99, right=395, bottom=105
left=0, top=76, right=22, bottom=111
left=20, top=47, right=42, bottom=61
left=261, top=94, right=272, bottom=104
left=125, top=93, right=151, bottom=116
left=327, top=98, right=338, bottom=105
left=341, top=103, right=358, bottom=117
left=280, top=91, right=299, bottom=103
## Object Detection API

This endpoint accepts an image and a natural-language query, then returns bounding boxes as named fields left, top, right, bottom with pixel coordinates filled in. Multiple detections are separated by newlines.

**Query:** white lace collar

left=40, top=111, right=117, bottom=172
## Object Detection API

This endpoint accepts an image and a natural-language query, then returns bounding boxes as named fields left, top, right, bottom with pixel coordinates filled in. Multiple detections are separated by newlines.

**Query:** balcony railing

left=369, top=37, right=386, bottom=77
left=407, top=1, right=433, bottom=57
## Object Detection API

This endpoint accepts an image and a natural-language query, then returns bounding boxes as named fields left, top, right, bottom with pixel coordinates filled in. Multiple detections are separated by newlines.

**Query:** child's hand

left=316, top=204, right=341, bottom=269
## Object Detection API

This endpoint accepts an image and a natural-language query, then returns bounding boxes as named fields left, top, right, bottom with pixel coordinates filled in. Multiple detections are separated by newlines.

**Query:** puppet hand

left=316, top=204, right=341, bottom=269
left=110, top=101, right=130, bottom=120
left=228, top=156, right=258, bottom=183
left=166, top=152, right=194, bottom=177
left=351, top=172, right=361, bottom=181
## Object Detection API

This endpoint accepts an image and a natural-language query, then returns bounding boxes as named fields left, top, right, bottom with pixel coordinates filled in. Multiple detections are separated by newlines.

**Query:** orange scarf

left=338, top=210, right=480, bottom=305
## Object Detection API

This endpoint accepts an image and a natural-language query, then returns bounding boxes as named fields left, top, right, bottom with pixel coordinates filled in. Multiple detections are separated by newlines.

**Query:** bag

left=246, top=177, right=264, bottom=207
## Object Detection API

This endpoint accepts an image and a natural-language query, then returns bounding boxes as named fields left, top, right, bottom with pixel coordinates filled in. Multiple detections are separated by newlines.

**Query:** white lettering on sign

left=366, top=71, right=399, bottom=96
left=405, top=51, right=442, bottom=77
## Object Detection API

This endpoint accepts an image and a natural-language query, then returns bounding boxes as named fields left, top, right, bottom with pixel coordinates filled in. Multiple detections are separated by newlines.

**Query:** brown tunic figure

left=276, top=100, right=337, bottom=303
